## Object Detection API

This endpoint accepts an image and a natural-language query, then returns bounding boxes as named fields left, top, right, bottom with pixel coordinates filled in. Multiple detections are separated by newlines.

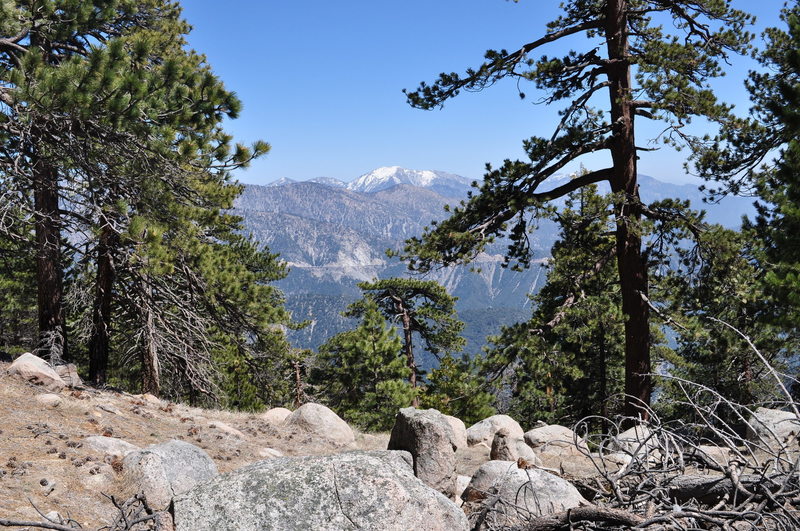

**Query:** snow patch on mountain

left=309, top=176, right=347, bottom=187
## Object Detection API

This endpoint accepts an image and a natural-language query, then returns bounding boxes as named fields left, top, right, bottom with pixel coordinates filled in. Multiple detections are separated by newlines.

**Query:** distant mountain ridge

left=239, top=166, right=756, bottom=358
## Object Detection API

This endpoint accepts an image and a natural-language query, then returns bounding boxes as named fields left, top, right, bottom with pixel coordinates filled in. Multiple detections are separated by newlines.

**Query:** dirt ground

left=0, top=363, right=491, bottom=529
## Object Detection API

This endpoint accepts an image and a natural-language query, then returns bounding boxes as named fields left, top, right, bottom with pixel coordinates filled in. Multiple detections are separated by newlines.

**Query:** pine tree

left=349, top=278, right=465, bottom=407
left=401, top=0, right=753, bottom=417
left=484, top=185, right=626, bottom=428
left=421, top=353, right=495, bottom=426
left=310, top=301, right=414, bottom=431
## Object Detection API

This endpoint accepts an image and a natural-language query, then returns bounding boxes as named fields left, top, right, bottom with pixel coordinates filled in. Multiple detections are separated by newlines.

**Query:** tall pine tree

left=401, top=0, right=753, bottom=417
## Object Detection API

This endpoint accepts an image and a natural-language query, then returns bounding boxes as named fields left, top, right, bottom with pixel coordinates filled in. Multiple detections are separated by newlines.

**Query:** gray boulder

left=122, top=440, right=217, bottom=510
left=746, top=407, right=800, bottom=446
left=462, top=460, right=587, bottom=529
left=173, top=450, right=468, bottom=531
left=54, top=363, right=83, bottom=388
left=8, top=353, right=65, bottom=391
left=490, top=429, right=541, bottom=466
left=388, top=407, right=458, bottom=498
left=466, top=415, right=524, bottom=448
left=444, top=415, right=468, bottom=450
left=260, top=406, right=292, bottom=424
left=524, top=424, right=588, bottom=456
left=282, top=402, right=355, bottom=446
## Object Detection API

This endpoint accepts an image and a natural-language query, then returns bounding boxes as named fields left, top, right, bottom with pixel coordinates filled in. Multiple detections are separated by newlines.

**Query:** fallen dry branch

left=512, top=506, right=644, bottom=530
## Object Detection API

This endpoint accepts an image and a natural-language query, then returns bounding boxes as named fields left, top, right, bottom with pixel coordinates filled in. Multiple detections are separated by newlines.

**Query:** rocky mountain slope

left=235, top=167, right=755, bottom=356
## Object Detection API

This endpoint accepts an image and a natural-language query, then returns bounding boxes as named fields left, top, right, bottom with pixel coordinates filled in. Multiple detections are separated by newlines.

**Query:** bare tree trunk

left=397, top=302, right=418, bottom=407
left=605, top=0, right=651, bottom=419
left=141, top=293, right=161, bottom=396
left=88, top=221, right=117, bottom=385
left=32, top=158, right=66, bottom=364
left=293, top=359, right=303, bottom=408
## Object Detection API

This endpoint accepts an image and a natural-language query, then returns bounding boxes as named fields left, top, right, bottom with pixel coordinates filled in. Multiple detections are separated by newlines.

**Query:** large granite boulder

left=8, top=353, right=65, bottom=391
left=173, top=451, right=468, bottom=531
left=466, top=415, right=524, bottom=448
left=524, top=425, right=588, bottom=457
left=746, top=407, right=800, bottom=446
left=490, top=429, right=541, bottom=465
left=122, top=440, right=217, bottom=510
left=388, top=407, right=458, bottom=498
left=282, top=403, right=355, bottom=446
left=462, top=460, right=587, bottom=529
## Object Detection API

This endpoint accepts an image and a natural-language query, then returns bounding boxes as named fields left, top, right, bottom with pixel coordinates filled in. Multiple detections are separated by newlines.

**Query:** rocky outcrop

left=462, top=460, right=587, bottom=529
left=282, top=403, right=355, bottom=446
left=388, top=407, right=458, bottom=498
left=490, top=429, right=541, bottom=465
left=35, top=393, right=63, bottom=408
left=172, top=451, right=468, bottom=531
left=8, top=353, right=65, bottom=391
left=524, top=425, right=588, bottom=457
left=746, top=407, right=800, bottom=446
left=466, top=415, right=524, bottom=448
left=122, top=440, right=217, bottom=510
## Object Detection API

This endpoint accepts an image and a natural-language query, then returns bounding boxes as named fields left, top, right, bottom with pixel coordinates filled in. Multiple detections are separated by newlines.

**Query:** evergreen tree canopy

left=310, top=301, right=413, bottom=431
left=348, top=278, right=465, bottom=406
left=401, top=0, right=753, bottom=416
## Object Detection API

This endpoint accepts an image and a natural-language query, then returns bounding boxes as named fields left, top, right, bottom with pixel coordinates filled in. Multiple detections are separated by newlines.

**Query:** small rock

left=524, top=425, right=588, bottom=457
left=490, top=428, right=541, bottom=465
left=282, top=403, right=355, bottom=446
left=257, top=448, right=283, bottom=459
left=54, top=364, right=83, bottom=388
left=8, top=353, right=66, bottom=391
left=260, top=407, right=292, bottom=424
left=97, top=403, right=122, bottom=415
left=85, top=436, right=140, bottom=458
left=35, top=394, right=63, bottom=409
left=466, top=415, right=524, bottom=448
left=208, top=421, right=245, bottom=439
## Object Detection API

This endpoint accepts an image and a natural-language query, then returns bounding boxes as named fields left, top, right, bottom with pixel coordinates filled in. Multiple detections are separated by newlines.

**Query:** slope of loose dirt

left=0, top=365, right=396, bottom=528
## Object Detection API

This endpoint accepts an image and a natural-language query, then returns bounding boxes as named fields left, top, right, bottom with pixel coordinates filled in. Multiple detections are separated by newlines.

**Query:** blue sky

left=181, top=1, right=784, bottom=186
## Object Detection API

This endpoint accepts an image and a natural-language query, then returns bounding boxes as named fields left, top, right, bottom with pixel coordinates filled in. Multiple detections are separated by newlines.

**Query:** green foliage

left=421, top=353, right=495, bottom=426
left=310, top=301, right=414, bottom=431
left=348, top=277, right=465, bottom=389
left=0, top=210, right=36, bottom=353
left=399, top=0, right=755, bottom=414
left=483, top=185, right=626, bottom=428
left=0, top=1, right=292, bottom=408
left=655, top=226, right=794, bottom=419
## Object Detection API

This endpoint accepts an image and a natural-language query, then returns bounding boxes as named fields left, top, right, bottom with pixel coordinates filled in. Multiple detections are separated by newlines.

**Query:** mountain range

left=235, top=166, right=756, bottom=361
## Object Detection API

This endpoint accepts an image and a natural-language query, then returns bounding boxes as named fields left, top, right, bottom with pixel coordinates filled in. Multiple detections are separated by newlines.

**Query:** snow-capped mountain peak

left=309, top=176, right=347, bottom=187
left=346, top=166, right=472, bottom=197
left=267, top=177, right=297, bottom=187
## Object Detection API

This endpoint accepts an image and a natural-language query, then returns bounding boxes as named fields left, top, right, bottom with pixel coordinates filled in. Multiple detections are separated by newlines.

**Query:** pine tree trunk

left=398, top=304, right=419, bottom=407
left=33, top=158, right=66, bottom=365
left=605, top=0, right=651, bottom=419
left=141, top=293, right=161, bottom=396
left=88, top=221, right=117, bottom=385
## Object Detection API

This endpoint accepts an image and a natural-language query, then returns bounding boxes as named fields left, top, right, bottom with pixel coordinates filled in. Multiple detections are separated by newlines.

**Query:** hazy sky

left=181, top=1, right=784, bottom=186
